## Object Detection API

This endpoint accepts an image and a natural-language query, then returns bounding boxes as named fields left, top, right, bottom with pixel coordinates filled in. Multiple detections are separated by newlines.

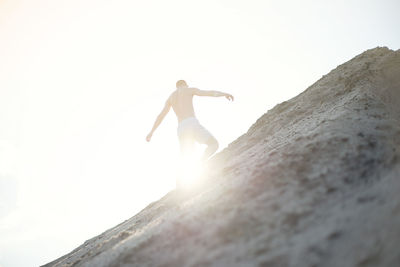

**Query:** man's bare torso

left=168, top=87, right=196, bottom=122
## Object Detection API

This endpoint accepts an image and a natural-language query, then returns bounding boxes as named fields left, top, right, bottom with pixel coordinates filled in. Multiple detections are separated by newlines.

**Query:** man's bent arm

left=146, top=101, right=171, bottom=142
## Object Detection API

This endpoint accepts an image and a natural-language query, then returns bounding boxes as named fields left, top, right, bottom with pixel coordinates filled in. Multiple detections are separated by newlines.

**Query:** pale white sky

left=0, top=0, right=399, bottom=266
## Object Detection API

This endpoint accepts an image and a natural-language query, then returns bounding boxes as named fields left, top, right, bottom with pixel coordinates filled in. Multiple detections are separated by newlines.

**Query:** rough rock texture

left=43, top=47, right=400, bottom=267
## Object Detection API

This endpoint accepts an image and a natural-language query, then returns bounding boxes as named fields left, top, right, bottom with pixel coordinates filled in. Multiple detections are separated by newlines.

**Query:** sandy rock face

left=43, top=47, right=400, bottom=267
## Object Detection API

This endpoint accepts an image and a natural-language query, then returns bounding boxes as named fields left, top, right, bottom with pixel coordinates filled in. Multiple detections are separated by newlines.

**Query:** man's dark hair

left=176, top=80, right=187, bottom=88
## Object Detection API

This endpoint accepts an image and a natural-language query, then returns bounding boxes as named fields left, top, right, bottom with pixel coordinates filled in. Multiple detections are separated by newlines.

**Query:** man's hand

left=146, top=132, right=152, bottom=142
left=224, top=93, right=234, bottom=101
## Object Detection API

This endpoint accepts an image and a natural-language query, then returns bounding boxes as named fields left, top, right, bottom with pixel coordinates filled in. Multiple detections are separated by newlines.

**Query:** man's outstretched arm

left=146, top=100, right=171, bottom=142
left=193, top=88, right=234, bottom=101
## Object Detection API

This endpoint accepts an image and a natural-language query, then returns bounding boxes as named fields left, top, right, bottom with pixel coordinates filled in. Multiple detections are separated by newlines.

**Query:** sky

left=0, top=0, right=399, bottom=266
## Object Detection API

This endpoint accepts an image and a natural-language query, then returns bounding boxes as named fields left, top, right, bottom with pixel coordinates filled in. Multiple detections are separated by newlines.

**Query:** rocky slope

left=43, top=47, right=400, bottom=267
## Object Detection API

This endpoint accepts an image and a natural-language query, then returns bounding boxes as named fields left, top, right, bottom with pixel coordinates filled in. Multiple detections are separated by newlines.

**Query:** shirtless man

left=146, top=80, right=234, bottom=161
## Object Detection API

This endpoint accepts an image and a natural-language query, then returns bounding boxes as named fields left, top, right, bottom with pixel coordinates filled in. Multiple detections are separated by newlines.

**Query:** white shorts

left=177, top=117, right=215, bottom=151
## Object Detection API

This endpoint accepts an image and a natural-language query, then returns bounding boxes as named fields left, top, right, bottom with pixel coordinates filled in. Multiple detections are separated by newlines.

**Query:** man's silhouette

left=146, top=80, right=233, bottom=161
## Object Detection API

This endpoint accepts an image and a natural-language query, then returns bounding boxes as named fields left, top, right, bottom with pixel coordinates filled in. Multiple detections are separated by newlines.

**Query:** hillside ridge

left=44, top=47, right=400, bottom=267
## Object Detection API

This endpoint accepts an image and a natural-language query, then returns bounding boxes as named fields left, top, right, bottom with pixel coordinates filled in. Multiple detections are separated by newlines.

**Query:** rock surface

left=43, top=47, right=400, bottom=267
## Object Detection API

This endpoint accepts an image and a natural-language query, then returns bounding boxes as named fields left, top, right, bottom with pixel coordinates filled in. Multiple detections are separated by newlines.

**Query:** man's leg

left=202, top=136, right=219, bottom=161
left=177, top=137, right=194, bottom=188
left=192, top=122, right=219, bottom=161
left=179, top=135, right=195, bottom=159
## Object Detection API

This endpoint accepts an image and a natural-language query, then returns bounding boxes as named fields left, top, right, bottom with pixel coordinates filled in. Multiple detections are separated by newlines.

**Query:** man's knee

left=208, top=137, right=219, bottom=151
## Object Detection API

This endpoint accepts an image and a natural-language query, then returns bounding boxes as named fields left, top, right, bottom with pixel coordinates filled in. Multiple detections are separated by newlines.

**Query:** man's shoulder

left=188, top=87, right=199, bottom=94
left=176, top=87, right=198, bottom=95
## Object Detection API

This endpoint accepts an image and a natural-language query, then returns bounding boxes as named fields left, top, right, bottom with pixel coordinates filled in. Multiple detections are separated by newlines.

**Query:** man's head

left=176, top=80, right=188, bottom=89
